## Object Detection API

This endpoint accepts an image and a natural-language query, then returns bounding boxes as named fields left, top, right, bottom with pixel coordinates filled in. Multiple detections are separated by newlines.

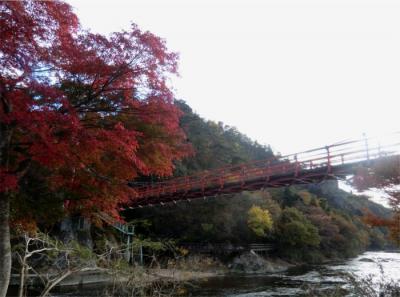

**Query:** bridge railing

left=132, top=133, right=400, bottom=201
left=96, top=212, right=135, bottom=235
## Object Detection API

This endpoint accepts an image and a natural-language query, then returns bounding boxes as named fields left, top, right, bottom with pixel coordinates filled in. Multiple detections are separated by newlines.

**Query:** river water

left=187, top=251, right=400, bottom=297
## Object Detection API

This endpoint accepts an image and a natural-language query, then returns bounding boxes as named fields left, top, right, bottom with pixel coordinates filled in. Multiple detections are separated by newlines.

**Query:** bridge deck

left=128, top=134, right=400, bottom=208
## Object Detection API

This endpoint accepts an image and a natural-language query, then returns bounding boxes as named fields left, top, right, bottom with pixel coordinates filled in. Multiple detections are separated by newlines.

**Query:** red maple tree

left=0, top=1, right=191, bottom=294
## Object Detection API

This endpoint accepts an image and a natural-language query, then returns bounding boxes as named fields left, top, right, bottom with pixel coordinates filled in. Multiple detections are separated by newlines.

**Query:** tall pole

left=139, top=244, right=144, bottom=266
left=363, top=133, right=370, bottom=161
left=126, top=234, right=131, bottom=263
left=326, top=146, right=331, bottom=173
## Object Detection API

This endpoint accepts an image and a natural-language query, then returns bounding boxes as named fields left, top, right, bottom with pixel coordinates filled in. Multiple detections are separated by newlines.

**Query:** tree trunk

left=0, top=194, right=11, bottom=297
left=18, top=263, right=27, bottom=297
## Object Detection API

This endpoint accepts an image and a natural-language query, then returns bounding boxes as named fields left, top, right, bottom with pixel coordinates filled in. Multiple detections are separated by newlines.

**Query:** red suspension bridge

left=128, top=133, right=400, bottom=208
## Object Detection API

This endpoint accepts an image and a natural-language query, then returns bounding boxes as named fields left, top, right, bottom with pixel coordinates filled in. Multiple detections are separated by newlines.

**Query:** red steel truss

left=128, top=133, right=400, bottom=208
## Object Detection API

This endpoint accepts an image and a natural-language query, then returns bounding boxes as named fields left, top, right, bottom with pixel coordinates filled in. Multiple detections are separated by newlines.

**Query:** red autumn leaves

left=0, top=1, right=191, bottom=219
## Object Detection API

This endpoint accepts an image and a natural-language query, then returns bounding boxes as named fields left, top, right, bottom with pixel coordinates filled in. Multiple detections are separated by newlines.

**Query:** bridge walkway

left=128, top=133, right=400, bottom=208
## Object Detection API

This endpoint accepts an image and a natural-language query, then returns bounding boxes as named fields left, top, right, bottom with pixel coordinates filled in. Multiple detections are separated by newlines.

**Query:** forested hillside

left=128, top=100, right=392, bottom=262
left=173, top=100, right=274, bottom=175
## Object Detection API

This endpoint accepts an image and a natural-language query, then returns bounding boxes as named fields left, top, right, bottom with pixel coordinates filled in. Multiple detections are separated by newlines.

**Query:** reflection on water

left=188, top=251, right=400, bottom=297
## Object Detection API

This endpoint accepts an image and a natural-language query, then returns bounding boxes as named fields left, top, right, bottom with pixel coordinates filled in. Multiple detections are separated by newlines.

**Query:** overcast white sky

left=67, top=0, right=400, bottom=156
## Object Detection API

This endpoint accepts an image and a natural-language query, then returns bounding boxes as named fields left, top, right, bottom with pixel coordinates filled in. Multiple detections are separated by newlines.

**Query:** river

left=187, top=251, right=400, bottom=297
left=47, top=251, right=400, bottom=296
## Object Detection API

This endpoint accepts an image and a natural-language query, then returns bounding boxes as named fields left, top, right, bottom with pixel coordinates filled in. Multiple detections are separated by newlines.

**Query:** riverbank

left=9, top=267, right=222, bottom=288
left=11, top=250, right=400, bottom=297
left=10, top=247, right=385, bottom=297
left=8, top=267, right=222, bottom=297
left=18, top=251, right=398, bottom=297
left=8, top=252, right=291, bottom=296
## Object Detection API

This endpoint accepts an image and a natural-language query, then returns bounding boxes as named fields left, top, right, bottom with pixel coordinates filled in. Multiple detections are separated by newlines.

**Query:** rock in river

left=230, top=251, right=291, bottom=273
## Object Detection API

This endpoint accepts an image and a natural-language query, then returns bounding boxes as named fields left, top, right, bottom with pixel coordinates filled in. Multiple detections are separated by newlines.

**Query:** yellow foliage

left=247, top=205, right=273, bottom=237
